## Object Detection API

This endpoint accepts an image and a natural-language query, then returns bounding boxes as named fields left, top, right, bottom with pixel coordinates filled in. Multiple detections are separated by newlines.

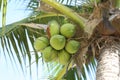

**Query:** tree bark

left=96, top=44, right=120, bottom=80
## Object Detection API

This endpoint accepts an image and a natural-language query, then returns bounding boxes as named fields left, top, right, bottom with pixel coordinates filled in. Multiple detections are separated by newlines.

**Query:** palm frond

left=57, top=0, right=85, bottom=5
left=51, top=58, right=97, bottom=80
left=27, top=0, right=39, bottom=10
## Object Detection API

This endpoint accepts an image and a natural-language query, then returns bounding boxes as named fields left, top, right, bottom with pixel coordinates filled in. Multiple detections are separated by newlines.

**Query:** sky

left=0, top=0, right=31, bottom=26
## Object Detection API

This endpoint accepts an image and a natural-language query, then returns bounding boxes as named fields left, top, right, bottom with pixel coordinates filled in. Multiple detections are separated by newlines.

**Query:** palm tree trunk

left=119, top=55, right=120, bottom=79
left=96, top=44, right=120, bottom=80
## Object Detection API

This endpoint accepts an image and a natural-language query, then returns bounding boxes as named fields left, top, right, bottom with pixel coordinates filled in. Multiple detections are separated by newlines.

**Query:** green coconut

left=65, top=40, right=80, bottom=54
left=58, top=49, right=71, bottom=65
left=34, top=37, right=49, bottom=51
left=42, top=46, right=58, bottom=62
left=48, top=20, right=60, bottom=37
left=50, top=35, right=66, bottom=50
left=60, top=23, right=76, bottom=38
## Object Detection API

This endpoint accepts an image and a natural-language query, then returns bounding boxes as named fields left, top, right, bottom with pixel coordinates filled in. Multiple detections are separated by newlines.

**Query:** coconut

left=58, top=49, right=70, bottom=65
left=50, top=35, right=66, bottom=50
left=60, top=23, right=76, bottom=38
left=42, top=46, right=58, bottom=62
left=65, top=40, right=80, bottom=54
left=34, top=36, right=49, bottom=51
left=48, top=20, right=60, bottom=37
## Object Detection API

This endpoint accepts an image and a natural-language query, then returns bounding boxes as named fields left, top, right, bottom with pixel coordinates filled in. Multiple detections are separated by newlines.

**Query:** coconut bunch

left=34, top=20, right=80, bottom=65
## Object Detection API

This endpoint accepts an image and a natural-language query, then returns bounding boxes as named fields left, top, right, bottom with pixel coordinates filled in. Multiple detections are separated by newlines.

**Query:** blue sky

left=0, top=0, right=31, bottom=26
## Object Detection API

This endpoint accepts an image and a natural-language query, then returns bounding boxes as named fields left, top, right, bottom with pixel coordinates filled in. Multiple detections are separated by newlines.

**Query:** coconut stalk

left=41, top=0, right=86, bottom=30
left=107, top=0, right=120, bottom=9
left=115, top=0, right=120, bottom=9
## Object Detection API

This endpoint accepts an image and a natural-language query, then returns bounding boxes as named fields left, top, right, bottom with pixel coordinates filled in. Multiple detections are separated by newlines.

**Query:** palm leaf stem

left=2, top=0, right=7, bottom=35
left=116, top=0, right=120, bottom=8
left=42, top=0, right=86, bottom=30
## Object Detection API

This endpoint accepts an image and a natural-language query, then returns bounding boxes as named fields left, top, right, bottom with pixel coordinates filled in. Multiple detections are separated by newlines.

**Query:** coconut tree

left=0, top=0, right=120, bottom=80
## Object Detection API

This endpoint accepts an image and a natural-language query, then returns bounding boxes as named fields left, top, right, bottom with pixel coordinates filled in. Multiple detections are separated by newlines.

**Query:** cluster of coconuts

left=34, top=20, right=80, bottom=65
